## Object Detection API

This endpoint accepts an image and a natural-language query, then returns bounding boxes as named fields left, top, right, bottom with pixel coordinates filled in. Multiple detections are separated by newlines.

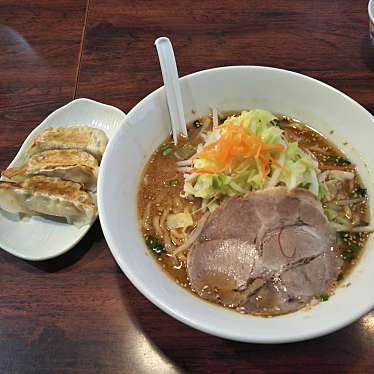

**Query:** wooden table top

left=1, top=1, right=374, bottom=373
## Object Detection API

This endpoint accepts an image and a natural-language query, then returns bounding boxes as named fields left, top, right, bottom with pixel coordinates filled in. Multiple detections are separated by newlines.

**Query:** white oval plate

left=0, top=98, right=126, bottom=261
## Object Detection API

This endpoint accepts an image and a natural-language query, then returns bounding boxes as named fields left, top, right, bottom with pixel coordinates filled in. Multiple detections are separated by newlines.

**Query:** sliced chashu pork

left=187, top=187, right=342, bottom=315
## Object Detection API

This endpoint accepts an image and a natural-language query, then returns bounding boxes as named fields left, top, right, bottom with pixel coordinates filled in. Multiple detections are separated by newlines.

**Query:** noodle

left=163, top=231, right=173, bottom=250
left=334, top=197, right=366, bottom=206
left=142, top=201, right=152, bottom=230
left=331, top=222, right=374, bottom=233
left=160, top=206, right=170, bottom=229
left=170, top=228, right=185, bottom=240
left=174, top=212, right=210, bottom=254
left=176, top=166, right=192, bottom=173
left=176, top=159, right=193, bottom=166
left=153, top=215, right=163, bottom=238
left=170, top=230, right=184, bottom=246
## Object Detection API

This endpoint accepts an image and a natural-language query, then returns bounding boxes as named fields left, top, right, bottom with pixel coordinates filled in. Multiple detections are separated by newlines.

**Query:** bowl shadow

left=361, top=38, right=374, bottom=115
left=361, top=37, right=374, bottom=72
left=118, top=274, right=363, bottom=373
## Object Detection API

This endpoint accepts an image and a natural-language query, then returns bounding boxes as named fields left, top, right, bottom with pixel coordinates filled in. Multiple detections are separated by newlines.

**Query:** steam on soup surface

left=138, top=110, right=370, bottom=316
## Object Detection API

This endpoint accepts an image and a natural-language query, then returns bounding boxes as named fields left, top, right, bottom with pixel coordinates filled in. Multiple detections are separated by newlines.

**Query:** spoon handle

left=155, top=37, right=187, bottom=144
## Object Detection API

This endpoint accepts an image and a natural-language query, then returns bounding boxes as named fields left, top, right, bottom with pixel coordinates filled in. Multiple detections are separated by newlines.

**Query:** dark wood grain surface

left=1, top=1, right=374, bottom=373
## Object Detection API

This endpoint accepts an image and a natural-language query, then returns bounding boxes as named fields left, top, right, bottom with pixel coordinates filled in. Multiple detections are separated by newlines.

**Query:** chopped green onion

left=350, top=243, right=360, bottom=252
left=326, top=156, right=351, bottom=165
left=145, top=236, right=166, bottom=256
left=319, top=184, right=328, bottom=201
left=340, top=240, right=363, bottom=262
left=193, top=120, right=202, bottom=128
left=168, top=179, right=179, bottom=187
left=351, top=188, right=367, bottom=198
left=160, top=143, right=174, bottom=157
left=270, top=119, right=281, bottom=126
left=298, top=182, right=311, bottom=189
left=342, top=249, right=355, bottom=262
left=270, top=118, right=289, bottom=127
left=320, top=294, right=329, bottom=302
left=163, top=148, right=173, bottom=156
left=212, top=175, right=224, bottom=189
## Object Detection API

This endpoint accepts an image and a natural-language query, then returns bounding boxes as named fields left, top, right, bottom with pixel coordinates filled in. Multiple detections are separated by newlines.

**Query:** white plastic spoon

left=154, top=37, right=187, bottom=144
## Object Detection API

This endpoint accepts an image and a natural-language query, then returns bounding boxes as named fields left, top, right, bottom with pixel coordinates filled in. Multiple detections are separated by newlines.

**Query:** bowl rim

left=98, top=65, right=374, bottom=343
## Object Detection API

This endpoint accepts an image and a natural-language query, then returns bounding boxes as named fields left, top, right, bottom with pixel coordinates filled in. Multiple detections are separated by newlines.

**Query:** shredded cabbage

left=166, top=212, right=193, bottom=229
left=183, top=109, right=320, bottom=211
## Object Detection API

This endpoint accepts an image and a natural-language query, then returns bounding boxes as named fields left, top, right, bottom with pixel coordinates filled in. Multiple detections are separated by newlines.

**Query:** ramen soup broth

left=138, top=111, right=369, bottom=315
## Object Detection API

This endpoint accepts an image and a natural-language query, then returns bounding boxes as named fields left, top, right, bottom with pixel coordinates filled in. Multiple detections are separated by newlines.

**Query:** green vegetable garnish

left=339, top=241, right=361, bottom=262
left=318, top=184, right=329, bottom=201
left=145, top=236, right=166, bottom=256
left=270, top=119, right=281, bottom=126
left=342, top=250, right=355, bottom=262
left=350, top=243, right=360, bottom=252
left=184, top=110, right=320, bottom=212
left=320, top=294, right=329, bottom=302
left=168, top=179, right=179, bottom=187
left=298, top=182, right=311, bottom=189
left=351, top=188, right=367, bottom=198
left=160, top=143, right=174, bottom=157
left=212, top=175, right=224, bottom=189
left=327, top=156, right=351, bottom=165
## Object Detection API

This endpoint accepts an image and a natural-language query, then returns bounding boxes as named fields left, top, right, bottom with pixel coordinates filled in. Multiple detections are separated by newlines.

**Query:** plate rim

left=0, top=98, right=126, bottom=261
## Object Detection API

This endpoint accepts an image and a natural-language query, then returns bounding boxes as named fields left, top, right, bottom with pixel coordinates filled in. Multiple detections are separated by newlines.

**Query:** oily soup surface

left=138, top=112, right=369, bottom=314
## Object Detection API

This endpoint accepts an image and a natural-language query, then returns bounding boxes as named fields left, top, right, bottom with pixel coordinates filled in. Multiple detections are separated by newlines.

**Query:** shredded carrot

left=193, top=122, right=284, bottom=178
left=193, top=168, right=217, bottom=174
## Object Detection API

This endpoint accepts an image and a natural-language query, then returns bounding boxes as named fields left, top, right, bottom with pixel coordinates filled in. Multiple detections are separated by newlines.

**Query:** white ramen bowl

left=98, top=66, right=374, bottom=343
